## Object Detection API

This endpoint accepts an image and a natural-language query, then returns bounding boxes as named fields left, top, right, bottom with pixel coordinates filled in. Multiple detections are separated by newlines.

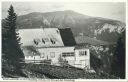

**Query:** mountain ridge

left=2, top=10, right=125, bottom=43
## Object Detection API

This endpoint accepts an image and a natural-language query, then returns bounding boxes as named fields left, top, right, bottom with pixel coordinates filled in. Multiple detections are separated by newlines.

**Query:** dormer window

left=50, top=38, right=55, bottom=44
left=42, top=38, right=45, bottom=44
left=33, top=38, right=40, bottom=45
left=34, top=39, right=38, bottom=45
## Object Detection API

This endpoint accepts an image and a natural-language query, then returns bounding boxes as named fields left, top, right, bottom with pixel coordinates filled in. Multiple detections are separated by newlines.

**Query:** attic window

left=34, top=39, right=38, bottom=45
left=33, top=38, right=40, bottom=45
left=50, top=38, right=56, bottom=44
left=42, top=38, right=45, bottom=44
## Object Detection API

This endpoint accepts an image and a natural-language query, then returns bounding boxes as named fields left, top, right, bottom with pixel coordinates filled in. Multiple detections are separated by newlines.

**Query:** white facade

left=22, top=48, right=42, bottom=63
left=74, top=48, right=90, bottom=69
left=24, top=46, right=90, bottom=69
left=38, top=47, right=75, bottom=65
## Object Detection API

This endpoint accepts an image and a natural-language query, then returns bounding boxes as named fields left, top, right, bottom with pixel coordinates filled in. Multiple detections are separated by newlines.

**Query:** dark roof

left=59, top=28, right=76, bottom=46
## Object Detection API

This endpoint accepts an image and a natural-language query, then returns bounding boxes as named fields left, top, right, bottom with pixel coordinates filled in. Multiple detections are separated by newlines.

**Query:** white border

left=0, top=0, right=127, bottom=81
left=0, top=0, right=127, bottom=2
left=126, top=0, right=127, bottom=80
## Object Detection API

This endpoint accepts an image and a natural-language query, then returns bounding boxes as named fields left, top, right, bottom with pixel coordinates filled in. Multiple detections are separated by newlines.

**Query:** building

left=18, top=27, right=90, bottom=69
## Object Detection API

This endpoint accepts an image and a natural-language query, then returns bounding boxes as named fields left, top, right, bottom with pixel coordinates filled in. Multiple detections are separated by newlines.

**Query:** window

left=79, top=51, right=87, bottom=56
left=34, top=39, right=38, bottom=45
left=33, top=38, right=40, bottom=45
left=62, top=52, right=75, bottom=57
left=42, top=39, right=45, bottom=44
left=50, top=52, right=55, bottom=58
left=50, top=38, right=56, bottom=44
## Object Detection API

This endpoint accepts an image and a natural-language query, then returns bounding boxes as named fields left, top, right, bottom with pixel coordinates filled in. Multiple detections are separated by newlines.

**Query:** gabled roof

left=18, top=28, right=64, bottom=47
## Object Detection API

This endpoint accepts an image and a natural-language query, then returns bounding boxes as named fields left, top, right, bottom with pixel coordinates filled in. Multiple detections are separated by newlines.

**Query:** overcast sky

left=2, top=2, right=126, bottom=23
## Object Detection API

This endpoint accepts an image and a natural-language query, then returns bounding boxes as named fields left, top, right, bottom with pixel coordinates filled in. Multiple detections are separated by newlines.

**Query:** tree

left=2, top=5, right=25, bottom=77
left=111, top=30, right=125, bottom=78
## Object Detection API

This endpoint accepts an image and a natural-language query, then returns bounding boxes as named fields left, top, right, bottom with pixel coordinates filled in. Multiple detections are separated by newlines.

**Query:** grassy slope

left=24, top=63, right=118, bottom=79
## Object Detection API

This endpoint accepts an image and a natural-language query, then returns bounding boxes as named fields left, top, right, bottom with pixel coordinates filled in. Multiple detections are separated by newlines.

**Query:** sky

left=2, top=2, right=126, bottom=23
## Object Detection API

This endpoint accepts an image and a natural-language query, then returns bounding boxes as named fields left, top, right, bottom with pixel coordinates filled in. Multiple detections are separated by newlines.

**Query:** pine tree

left=2, top=5, right=25, bottom=77
left=111, top=30, right=125, bottom=78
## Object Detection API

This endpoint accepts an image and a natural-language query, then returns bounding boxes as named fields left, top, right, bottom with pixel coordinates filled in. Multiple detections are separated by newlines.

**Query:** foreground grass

left=2, top=62, right=118, bottom=79
left=24, top=63, right=118, bottom=79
